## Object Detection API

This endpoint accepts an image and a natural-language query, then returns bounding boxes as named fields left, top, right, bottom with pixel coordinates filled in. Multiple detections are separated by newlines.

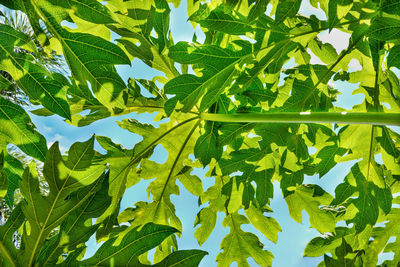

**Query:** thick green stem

left=200, top=112, right=400, bottom=126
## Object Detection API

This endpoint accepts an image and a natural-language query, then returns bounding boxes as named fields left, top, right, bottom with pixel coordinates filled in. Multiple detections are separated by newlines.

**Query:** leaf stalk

left=200, top=112, right=400, bottom=126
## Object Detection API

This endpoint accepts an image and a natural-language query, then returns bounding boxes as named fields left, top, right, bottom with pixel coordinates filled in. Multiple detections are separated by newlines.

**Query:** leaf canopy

left=0, top=0, right=399, bottom=266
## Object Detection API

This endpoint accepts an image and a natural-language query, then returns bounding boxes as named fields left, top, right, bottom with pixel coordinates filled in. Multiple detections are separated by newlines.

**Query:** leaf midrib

left=27, top=140, right=93, bottom=266
left=40, top=177, right=103, bottom=266
left=96, top=229, right=174, bottom=265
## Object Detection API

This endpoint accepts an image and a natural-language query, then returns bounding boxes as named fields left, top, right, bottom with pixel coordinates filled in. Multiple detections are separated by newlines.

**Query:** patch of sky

left=148, top=144, right=168, bottom=164
left=298, top=0, right=327, bottom=20
left=30, top=111, right=155, bottom=154
left=374, top=153, right=383, bottom=164
left=265, top=3, right=274, bottom=18
left=83, top=235, right=103, bottom=260
left=318, top=29, right=351, bottom=54
left=110, top=30, right=122, bottom=44
left=303, top=159, right=357, bottom=196
left=116, top=58, right=165, bottom=85
left=278, top=58, right=295, bottom=86
left=282, top=57, right=296, bottom=70
left=331, top=80, right=364, bottom=110
left=169, top=1, right=205, bottom=43
left=378, top=252, right=395, bottom=265
left=348, top=58, right=363, bottom=72
left=230, top=171, right=244, bottom=177
left=308, top=146, right=317, bottom=155
left=60, top=20, right=77, bottom=29
left=392, top=67, right=400, bottom=77
left=389, top=126, right=400, bottom=134
left=239, top=35, right=256, bottom=44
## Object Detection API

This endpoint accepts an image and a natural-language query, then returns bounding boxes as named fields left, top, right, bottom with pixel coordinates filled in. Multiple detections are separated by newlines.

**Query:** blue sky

left=25, top=0, right=400, bottom=266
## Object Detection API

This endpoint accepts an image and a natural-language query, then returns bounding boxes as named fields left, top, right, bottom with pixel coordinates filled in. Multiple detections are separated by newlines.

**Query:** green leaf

left=363, top=206, right=400, bottom=266
left=199, top=6, right=253, bottom=35
left=153, top=249, right=208, bottom=267
left=0, top=76, right=12, bottom=91
left=247, top=0, right=269, bottom=22
left=328, top=0, right=353, bottom=30
left=33, top=6, right=131, bottom=111
left=387, top=45, right=400, bottom=69
left=220, top=147, right=274, bottom=208
left=285, top=184, right=335, bottom=233
left=50, top=0, right=116, bottom=24
left=245, top=205, right=281, bottom=244
left=304, top=227, right=355, bottom=257
left=165, top=41, right=252, bottom=114
left=332, top=163, right=392, bottom=232
left=194, top=121, right=222, bottom=165
left=217, top=213, right=273, bottom=267
left=324, top=238, right=362, bottom=266
left=377, top=127, right=400, bottom=161
left=2, top=152, right=24, bottom=207
left=367, top=17, right=400, bottom=41
left=275, top=0, right=302, bottom=23
left=37, top=173, right=111, bottom=266
left=153, top=0, right=171, bottom=52
left=81, top=223, right=178, bottom=266
left=0, top=24, right=71, bottom=119
left=19, top=138, right=105, bottom=266
left=0, top=97, right=47, bottom=161
left=382, top=0, right=400, bottom=15
left=194, top=206, right=217, bottom=246
left=93, top=135, right=135, bottom=238
left=1, top=1, right=400, bottom=266
left=65, top=135, right=95, bottom=170
left=316, top=144, right=347, bottom=177
left=96, top=114, right=198, bottom=246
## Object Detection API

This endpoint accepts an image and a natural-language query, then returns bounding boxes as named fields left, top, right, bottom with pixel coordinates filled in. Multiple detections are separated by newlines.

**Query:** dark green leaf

left=367, top=17, right=400, bottom=41
left=81, top=223, right=178, bottom=266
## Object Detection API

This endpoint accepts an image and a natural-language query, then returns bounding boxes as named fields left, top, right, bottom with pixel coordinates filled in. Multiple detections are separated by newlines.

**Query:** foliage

left=0, top=0, right=399, bottom=266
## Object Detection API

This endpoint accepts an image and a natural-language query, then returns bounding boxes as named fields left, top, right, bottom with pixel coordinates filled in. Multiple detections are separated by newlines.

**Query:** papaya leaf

left=81, top=223, right=177, bottom=266
left=217, top=213, right=273, bottom=267
left=367, top=17, right=400, bottom=41
left=194, top=121, right=222, bottom=165
left=304, top=227, right=356, bottom=257
left=285, top=184, right=336, bottom=233
left=275, top=0, right=302, bottom=22
left=199, top=5, right=253, bottom=35
left=165, top=41, right=252, bottom=114
left=332, top=163, right=392, bottom=233
left=47, top=0, right=116, bottom=24
left=0, top=97, right=47, bottom=161
left=0, top=24, right=71, bottom=119
left=381, top=0, right=400, bottom=15
left=32, top=5, right=131, bottom=111
left=19, top=137, right=106, bottom=266
left=37, top=173, right=111, bottom=266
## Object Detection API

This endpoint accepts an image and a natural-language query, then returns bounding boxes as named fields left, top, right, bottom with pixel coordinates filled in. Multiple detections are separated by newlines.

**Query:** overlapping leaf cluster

left=0, top=0, right=399, bottom=266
